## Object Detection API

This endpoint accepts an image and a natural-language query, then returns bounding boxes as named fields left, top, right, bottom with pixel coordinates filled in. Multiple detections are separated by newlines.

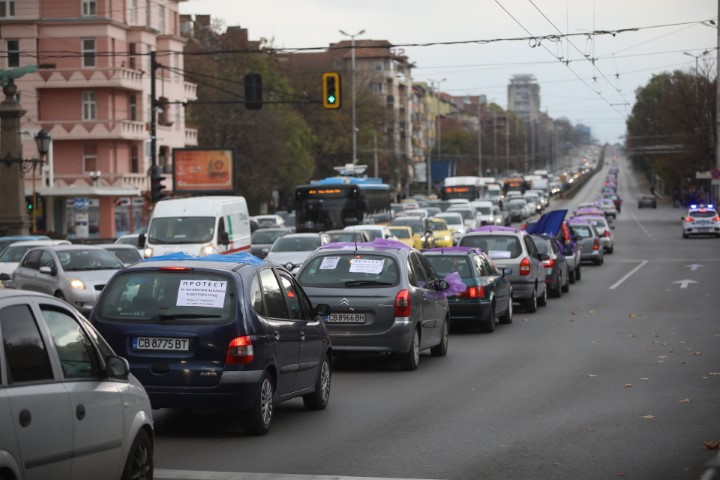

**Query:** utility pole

left=505, top=115, right=510, bottom=175
left=150, top=50, right=158, bottom=172
left=716, top=0, right=720, bottom=205
left=339, top=29, right=364, bottom=165
left=477, top=101, right=483, bottom=177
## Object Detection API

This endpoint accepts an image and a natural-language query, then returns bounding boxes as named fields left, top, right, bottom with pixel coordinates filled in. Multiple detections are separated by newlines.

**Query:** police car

left=681, top=204, right=720, bottom=238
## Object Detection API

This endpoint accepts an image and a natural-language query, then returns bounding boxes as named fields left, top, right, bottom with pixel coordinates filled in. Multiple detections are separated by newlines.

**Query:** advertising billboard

left=172, top=148, right=235, bottom=194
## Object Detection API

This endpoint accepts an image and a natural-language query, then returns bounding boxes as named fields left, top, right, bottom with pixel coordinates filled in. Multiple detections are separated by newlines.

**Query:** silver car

left=265, top=232, right=331, bottom=274
left=11, top=245, right=125, bottom=315
left=296, top=242, right=450, bottom=370
left=0, top=289, right=153, bottom=480
left=568, top=219, right=604, bottom=265
left=458, top=226, right=547, bottom=313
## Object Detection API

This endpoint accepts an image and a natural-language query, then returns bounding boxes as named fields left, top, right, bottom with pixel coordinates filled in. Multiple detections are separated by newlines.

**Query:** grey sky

left=180, top=0, right=717, bottom=144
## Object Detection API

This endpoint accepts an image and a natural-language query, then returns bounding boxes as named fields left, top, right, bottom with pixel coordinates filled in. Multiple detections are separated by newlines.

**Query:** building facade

left=507, top=74, right=541, bottom=123
left=2, top=0, right=197, bottom=239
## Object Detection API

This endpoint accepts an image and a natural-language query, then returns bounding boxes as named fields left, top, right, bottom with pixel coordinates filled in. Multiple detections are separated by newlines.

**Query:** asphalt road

left=153, top=155, right=720, bottom=480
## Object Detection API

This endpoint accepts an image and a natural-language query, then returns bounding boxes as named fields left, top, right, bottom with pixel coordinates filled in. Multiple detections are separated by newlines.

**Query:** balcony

left=35, top=67, right=146, bottom=91
left=43, top=121, right=148, bottom=141
left=185, top=128, right=198, bottom=146
left=184, top=81, right=198, bottom=101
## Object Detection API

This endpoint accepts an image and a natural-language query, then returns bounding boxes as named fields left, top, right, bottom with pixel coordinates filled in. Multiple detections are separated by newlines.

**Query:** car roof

left=131, top=251, right=271, bottom=271
left=423, top=246, right=482, bottom=255
left=318, top=238, right=413, bottom=254
left=3, top=239, right=71, bottom=247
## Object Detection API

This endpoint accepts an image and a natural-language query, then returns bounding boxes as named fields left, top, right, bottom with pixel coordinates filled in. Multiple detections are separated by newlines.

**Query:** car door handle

left=76, top=403, right=86, bottom=421
left=19, top=409, right=31, bottom=427
left=273, top=330, right=280, bottom=340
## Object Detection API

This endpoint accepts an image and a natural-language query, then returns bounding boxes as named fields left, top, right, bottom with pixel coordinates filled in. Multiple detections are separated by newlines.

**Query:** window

left=82, top=38, right=96, bottom=68
left=259, top=269, right=288, bottom=318
left=129, top=0, right=138, bottom=24
left=6, top=39, right=19, bottom=68
left=1, top=305, right=54, bottom=384
left=82, top=0, right=96, bottom=16
left=83, top=144, right=98, bottom=172
left=128, top=43, right=137, bottom=69
left=130, top=144, right=139, bottom=173
left=82, top=90, right=96, bottom=120
left=278, top=272, right=309, bottom=321
left=158, top=5, right=165, bottom=33
left=129, top=94, right=137, bottom=120
left=0, top=0, right=15, bottom=18
left=43, top=307, right=101, bottom=379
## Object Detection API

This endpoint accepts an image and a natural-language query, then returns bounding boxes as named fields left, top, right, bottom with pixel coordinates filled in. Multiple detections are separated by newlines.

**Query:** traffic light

left=245, top=73, right=262, bottom=110
left=26, top=197, right=33, bottom=212
left=322, top=72, right=341, bottom=109
left=150, top=165, right=167, bottom=202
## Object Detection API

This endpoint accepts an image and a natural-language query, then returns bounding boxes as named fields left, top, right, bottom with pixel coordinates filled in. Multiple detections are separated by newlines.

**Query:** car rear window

left=459, top=235, right=522, bottom=259
left=297, top=253, right=399, bottom=288
left=569, top=225, right=592, bottom=238
left=690, top=210, right=717, bottom=218
left=425, top=255, right=472, bottom=278
left=96, top=271, right=236, bottom=324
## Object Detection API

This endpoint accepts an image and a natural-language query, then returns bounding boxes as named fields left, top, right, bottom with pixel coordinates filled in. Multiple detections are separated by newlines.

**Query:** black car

left=638, top=194, right=657, bottom=209
left=91, top=252, right=332, bottom=435
left=250, top=227, right=291, bottom=259
left=530, top=234, right=570, bottom=298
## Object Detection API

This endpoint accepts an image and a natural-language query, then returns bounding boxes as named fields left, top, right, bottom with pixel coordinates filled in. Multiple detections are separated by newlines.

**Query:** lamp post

left=1, top=128, right=51, bottom=233
left=683, top=50, right=709, bottom=100
left=429, top=78, right=446, bottom=194
left=339, top=29, right=365, bottom=165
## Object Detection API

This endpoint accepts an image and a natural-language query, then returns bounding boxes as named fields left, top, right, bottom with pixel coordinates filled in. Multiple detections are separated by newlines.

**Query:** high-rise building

left=507, top=74, right=540, bottom=123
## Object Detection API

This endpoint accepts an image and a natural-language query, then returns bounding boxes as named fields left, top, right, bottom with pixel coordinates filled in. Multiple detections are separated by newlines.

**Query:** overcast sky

left=180, top=0, right=717, bottom=144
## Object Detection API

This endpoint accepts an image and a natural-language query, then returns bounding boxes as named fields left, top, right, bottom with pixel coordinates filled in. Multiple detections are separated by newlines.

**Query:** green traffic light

left=327, top=95, right=336, bottom=104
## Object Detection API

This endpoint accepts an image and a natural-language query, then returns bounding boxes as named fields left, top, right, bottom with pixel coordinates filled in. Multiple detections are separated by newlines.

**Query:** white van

left=140, top=196, right=251, bottom=258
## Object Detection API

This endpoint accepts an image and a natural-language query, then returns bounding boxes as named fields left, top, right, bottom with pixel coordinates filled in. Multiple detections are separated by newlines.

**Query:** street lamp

left=429, top=78, right=446, bottom=194
left=683, top=50, right=710, bottom=100
left=1, top=128, right=52, bottom=233
left=339, top=29, right=365, bottom=165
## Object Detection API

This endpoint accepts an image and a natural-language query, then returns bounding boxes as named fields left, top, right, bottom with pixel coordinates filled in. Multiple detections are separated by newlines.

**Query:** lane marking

left=155, top=470, right=447, bottom=480
left=673, top=279, right=698, bottom=289
left=609, top=260, right=648, bottom=290
left=629, top=210, right=654, bottom=242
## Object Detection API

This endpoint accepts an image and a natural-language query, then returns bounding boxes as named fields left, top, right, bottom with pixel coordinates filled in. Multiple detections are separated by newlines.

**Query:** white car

left=342, top=225, right=396, bottom=241
left=0, top=289, right=154, bottom=480
left=265, top=232, right=331, bottom=273
left=0, top=239, right=72, bottom=286
left=682, top=205, right=720, bottom=238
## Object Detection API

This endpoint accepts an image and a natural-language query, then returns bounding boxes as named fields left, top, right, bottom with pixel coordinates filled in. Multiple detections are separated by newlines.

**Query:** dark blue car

left=90, top=252, right=332, bottom=435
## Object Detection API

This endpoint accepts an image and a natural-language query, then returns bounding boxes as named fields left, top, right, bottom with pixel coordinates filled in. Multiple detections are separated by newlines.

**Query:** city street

left=153, top=156, right=720, bottom=480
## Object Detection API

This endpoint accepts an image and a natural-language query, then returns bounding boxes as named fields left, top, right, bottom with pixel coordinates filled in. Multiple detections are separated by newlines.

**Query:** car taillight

left=542, top=258, right=555, bottom=268
left=602, top=230, right=611, bottom=238
left=226, top=336, right=254, bottom=365
left=519, top=257, right=531, bottom=276
left=712, top=216, right=720, bottom=221
left=593, top=239, right=600, bottom=251
left=395, top=289, right=411, bottom=317
left=685, top=216, right=695, bottom=222
left=459, top=286, right=485, bottom=298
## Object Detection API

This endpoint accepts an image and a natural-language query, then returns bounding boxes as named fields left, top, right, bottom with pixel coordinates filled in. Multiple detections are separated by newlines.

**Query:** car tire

left=478, top=305, right=496, bottom=333
left=241, top=371, right=274, bottom=435
left=303, top=355, right=331, bottom=411
left=550, top=273, right=562, bottom=298
left=607, top=245, right=614, bottom=254
left=399, top=327, right=420, bottom=371
left=431, top=318, right=450, bottom=355
left=499, top=296, right=513, bottom=324
left=537, top=284, right=548, bottom=307
left=682, top=233, right=688, bottom=239
left=121, top=429, right=153, bottom=480
left=561, top=272, right=570, bottom=293
left=569, top=267, right=576, bottom=284
left=524, top=288, right=538, bottom=313
left=54, top=291, right=66, bottom=301
left=575, top=265, right=582, bottom=280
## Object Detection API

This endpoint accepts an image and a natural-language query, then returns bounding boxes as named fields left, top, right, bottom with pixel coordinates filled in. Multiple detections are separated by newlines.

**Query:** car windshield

left=252, top=230, right=287, bottom=244
left=0, top=245, right=34, bottom=262
left=148, top=217, right=215, bottom=244
left=57, top=249, right=124, bottom=271
left=427, top=220, right=448, bottom=231
left=328, top=231, right=363, bottom=242
left=448, top=209, right=473, bottom=221
left=116, top=235, right=139, bottom=246
left=107, top=248, right=142, bottom=265
left=297, top=253, right=399, bottom=288
left=389, top=228, right=411, bottom=239
left=391, top=218, right=423, bottom=234
left=477, top=206, right=492, bottom=215
left=272, top=236, right=321, bottom=252
left=460, top=235, right=522, bottom=259
left=425, top=255, right=472, bottom=278
left=96, top=271, right=235, bottom=324
left=437, top=215, right=462, bottom=226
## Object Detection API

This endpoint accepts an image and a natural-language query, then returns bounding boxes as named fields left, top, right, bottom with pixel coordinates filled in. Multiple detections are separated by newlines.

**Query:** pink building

left=1, top=0, right=197, bottom=239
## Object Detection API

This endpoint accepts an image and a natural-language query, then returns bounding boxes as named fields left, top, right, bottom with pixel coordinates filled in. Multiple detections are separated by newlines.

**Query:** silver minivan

left=458, top=226, right=547, bottom=313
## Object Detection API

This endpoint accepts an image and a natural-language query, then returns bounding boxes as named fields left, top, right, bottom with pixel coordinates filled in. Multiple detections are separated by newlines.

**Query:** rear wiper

left=344, top=280, right=394, bottom=286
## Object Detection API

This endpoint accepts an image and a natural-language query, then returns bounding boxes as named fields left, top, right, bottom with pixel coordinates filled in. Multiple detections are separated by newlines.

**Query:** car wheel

left=54, top=291, right=66, bottom=301
left=499, top=295, right=513, bottom=324
left=303, top=355, right=331, bottom=411
left=683, top=233, right=688, bottom=238
left=550, top=273, right=562, bottom=298
left=241, top=371, right=274, bottom=435
left=537, top=284, right=548, bottom=307
left=524, top=288, right=538, bottom=313
left=478, top=305, right=496, bottom=333
left=575, top=265, right=582, bottom=281
left=431, top=318, right=450, bottom=355
left=561, top=272, right=570, bottom=293
left=607, top=245, right=614, bottom=254
left=399, top=328, right=420, bottom=370
left=568, top=267, right=576, bottom=284
left=121, top=429, right=153, bottom=480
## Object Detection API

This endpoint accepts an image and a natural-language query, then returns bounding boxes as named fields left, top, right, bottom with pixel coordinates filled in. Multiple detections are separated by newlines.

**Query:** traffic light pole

left=150, top=50, right=158, bottom=173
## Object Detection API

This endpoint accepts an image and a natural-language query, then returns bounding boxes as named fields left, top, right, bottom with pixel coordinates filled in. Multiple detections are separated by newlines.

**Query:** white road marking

left=609, top=260, right=648, bottom=290
left=686, top=264, right=705, bottom=271
left=155, top=470, right=447, bottom=480
left=629, top=210, right=654, bottom=242
left=673, top=279, right=698, bottom=289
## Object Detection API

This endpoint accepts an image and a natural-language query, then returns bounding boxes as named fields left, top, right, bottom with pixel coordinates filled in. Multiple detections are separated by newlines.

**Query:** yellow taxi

left=388, top=225, right=417, bottom=249
left=427, top=217, right=454, bottom=247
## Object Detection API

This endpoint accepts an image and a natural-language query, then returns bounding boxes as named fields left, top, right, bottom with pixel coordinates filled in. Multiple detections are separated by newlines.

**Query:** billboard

left=172, top=148, right=235, bottom=194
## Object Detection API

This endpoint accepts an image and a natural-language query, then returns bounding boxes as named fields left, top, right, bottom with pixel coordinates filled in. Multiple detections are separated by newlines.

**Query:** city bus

left=440, top=176, right=488, bottom=201
left=294, top=172, right=392, bottom=233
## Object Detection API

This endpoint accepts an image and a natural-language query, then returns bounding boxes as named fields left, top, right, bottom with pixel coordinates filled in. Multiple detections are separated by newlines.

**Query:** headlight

left=69, top=278, right=86, bottom=290
left=202, top=244, right=215, bottom=255
left=444, top=235, right=451, bottom=241
left=143, top=247, right=153, bottom=258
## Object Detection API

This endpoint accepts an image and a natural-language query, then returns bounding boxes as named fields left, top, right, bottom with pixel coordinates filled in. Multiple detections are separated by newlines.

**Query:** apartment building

left=508, top=74, right=541, bottom=123
left=2, top=0, right=197, bottom=239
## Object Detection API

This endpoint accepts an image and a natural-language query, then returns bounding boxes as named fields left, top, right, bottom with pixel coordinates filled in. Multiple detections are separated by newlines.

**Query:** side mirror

left=106, top=355, right=130, bottom=380
left=502, top=267, right=512, bottom=276
left=219, top=231, right=230, bottom=245
left=138, top=233, right=146, bottom=247
left=314, top=303, right=332, bottom=317
left=39, top=265, right=55, bottom=275
left=0, top=273, right=9, bottom=281
left=437, top=279, right=449, bottom=291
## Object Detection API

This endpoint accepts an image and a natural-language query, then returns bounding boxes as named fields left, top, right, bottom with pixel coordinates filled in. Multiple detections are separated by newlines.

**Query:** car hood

left=64, top=268, right=122, bottom=283
left=524, top=209, right=567, bottom=236
left=0, top=262, right=19, bottom=276
left=265, top=251, right=313, bottom=266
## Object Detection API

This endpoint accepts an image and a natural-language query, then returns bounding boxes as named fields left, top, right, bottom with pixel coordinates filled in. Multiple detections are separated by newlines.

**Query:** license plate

left=695, top=220, right=711, bottom=225
left=134, top=337, right=189, bottom=351
left=327, top=313, right=366, bottom=323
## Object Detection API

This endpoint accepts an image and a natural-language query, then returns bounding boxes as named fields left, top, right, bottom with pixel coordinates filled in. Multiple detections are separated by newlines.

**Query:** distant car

left=434, top=212, right=466, bottom=244
left=446, top=206, right=477, bottom=230
left=90, top=252, right=332, bottom=435
left=11, top=245, right=125, bottom=315
left=681, top=204, right=720, bottom=238
left=265, top=232, right=331, bottom=274
left=567, top=218, right=604, bottom=265
left=530, top=234, right=570, bottom=298
left=0, top=239, right=72, bottom=284
left=426, top=217, right=453, bottom=247
left=98, top=243, right=145, bottom=266
left=424, top=247, right=512, bottom=332
left=387, top=226, right=415, bottom=248
left=470, top=200, right=497, bottom=226
left=0, top=234, right=51, bottom=254
left=505, top=199, right=529, bottom=223
left=343, top=225, right=396, bottom=241
left=252, top=214, right=286, bottom=229
left=0, top=289, right=154, bottom=480
left=595, top=198, right=618, bottom=219
left=296, top=240, right=450, bottom=370
left=578, top=215, right=614, bottom=253
left=637, top=195, right=657, bottom=209
left=250, top=227, right=292, bottom=259
left=324, top=229, right=371, bottom=244
left=602, top=193, right=623, bottom=213
left=390, top=216, right=427, bottom=249
left=458, top=226, right=547, bottom=313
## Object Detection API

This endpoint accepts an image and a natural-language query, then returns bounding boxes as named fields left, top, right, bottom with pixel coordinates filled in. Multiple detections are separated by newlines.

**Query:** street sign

left=696, top=171, right=711, bottom=180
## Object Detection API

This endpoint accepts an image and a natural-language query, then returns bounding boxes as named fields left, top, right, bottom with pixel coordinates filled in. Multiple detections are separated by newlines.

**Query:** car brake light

left=602, top=230, right=611, bottom=238
left=542, top=258, right=555, bottom=268
left=395, top=289, right=411, bottom=317
left=226, top=336, right=254, bottom=365
left=158, top=266, right=192, bottom=271
left=459, top=286, right=485, bottom=298
left=712, top=216, right=720, bottom=222
left=685, top=217, right=695, bottom=222
left=593, top=239, right=600, bottom=251
left=519, top=257, right=531, bottom=276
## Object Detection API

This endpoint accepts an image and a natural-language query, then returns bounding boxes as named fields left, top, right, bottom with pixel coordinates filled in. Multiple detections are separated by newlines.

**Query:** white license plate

left=327, top=313, right=366, bottom=323
left=134, top=337, right=189, bottom=351
left=695, top=220, right=711, bottom=225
